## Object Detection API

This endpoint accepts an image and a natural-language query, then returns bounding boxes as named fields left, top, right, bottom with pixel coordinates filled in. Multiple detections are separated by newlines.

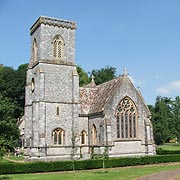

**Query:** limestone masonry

left=23, top=16, right=156, bottom=161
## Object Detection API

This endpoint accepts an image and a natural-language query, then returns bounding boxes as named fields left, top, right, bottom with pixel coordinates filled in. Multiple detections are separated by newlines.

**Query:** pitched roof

left=80, top=76, right=123, bottom=115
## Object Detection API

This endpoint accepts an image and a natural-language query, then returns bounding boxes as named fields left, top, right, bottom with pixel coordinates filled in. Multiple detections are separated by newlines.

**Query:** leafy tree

left=0, top=66, right=17, bottom=99
left=0, top=95, right=20, bottom=155
left=171, top=96, right=180, bottom=142
left=151, top=96, right=173, bottom=144
left=90, top=66, right=117, bottom=85
left=0, top=64, right=28, bottom=118
left=77, top=66, right=90, bottom=86
left=14, top=64, right=28, bottom=117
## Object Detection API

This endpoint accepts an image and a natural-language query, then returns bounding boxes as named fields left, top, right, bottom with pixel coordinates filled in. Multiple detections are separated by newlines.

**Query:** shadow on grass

left=0, top=176, right=11, bottom=180
left=94, top=170, right=109, bottom=174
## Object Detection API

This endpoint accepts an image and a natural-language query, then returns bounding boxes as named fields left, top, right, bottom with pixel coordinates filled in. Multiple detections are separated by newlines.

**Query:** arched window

left=80, top=130, right=87, bottom=145
left=31, top=78, right=35, bottom=93
left=91, top=124, right=97, bottom=145
left=52, top=35, right=64, bottom=59
left=33, top=38, right=37, bottom=62
left=52, top=128, right=64, bottom=145
left=116, top=97, right=138, bottom=139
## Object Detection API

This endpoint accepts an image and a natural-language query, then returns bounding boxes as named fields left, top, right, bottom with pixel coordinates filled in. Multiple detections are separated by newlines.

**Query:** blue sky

left=0, top=0, right=180, bottom=105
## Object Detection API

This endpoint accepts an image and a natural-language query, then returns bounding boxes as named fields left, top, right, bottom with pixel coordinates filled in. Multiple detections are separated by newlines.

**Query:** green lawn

left=1, top=154, right=24, bottom=163
left=1, top=164, right=180, bottom=180
left=158, top=143, right=180, bottom=151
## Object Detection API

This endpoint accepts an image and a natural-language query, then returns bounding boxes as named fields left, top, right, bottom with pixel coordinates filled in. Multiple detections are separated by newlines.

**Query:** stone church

left=24, top=16, right=155, bottom=161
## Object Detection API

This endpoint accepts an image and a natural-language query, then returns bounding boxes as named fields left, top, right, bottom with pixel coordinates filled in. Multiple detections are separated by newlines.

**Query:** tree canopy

left=77, top=66, right=90, bottom=86
left=0, top=64, right=27, bottom=156
left=149, top=96, right=180, bottom=145
left=90, top=66, right=117, bottom=85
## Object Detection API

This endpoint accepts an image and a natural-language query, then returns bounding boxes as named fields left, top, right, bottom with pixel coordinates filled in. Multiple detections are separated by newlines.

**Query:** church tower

left=24, top=16, right=80, bottom=161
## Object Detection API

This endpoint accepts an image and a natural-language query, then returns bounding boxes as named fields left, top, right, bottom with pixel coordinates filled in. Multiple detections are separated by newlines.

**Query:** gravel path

left=135, top=168, right=180, bottom=180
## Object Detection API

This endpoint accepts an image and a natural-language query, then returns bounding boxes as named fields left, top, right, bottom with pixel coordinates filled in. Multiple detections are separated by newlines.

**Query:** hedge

left=0, top=154, right=180, bottom=175
left=156, top=149, right=180, bottom=155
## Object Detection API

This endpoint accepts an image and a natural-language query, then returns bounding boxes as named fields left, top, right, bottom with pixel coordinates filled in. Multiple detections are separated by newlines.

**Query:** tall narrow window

left=31, top=78, right=35, bottom=93
left=92, top=124, right=97, bottom=145
left=52, top=128, right=64, bottom=145
left=116, top=97, right=138, bottom=139
left=80, top=130, right=87, bottom=145
left=117, top=116, right=120, bottom=138
left=33, top=38, right=37, bottom=62
left=52, top=35, right=64, bottom=59
left=56, top=106, right=60, bottom=116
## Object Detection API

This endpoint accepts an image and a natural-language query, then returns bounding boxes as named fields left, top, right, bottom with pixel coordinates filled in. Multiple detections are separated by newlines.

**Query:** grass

left=6, top=155, right=24, bottom=161
left=0, top=163, right=180, bottom=180
left=158, top=143, right=180, bottom=151
left=1, top=154, right=24, bottom=163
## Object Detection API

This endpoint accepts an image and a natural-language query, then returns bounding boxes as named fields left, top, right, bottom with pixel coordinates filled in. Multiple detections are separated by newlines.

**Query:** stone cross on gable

left=123, top=68, right=128, bottom=76
left=91, top=74, right=95, bottom=83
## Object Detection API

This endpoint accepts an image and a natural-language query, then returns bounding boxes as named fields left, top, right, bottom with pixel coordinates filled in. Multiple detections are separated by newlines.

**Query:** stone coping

left=30, top=16, right=76, bottom=35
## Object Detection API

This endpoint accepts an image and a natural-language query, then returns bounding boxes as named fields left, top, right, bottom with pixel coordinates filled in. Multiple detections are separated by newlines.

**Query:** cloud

left=156, top=87, right=170, bottom=95
left=170, top=81, right=180, bottom=91
left=156, top=80, right=180, bottom=95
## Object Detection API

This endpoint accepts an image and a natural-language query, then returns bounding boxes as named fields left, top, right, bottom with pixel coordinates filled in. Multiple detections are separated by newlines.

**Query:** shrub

left=0, top=154, right=180, bottom=175
left=156, top=148, right=180, bottom=155
left=0, top=176, right=11, bottom=180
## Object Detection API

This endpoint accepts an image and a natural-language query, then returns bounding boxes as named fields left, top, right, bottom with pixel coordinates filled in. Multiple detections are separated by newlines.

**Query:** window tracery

left=116, top=97, right=138, bottom=139
left=52, top=35, right=64, bottom=59
left=52, top=128, right=64, bottom=145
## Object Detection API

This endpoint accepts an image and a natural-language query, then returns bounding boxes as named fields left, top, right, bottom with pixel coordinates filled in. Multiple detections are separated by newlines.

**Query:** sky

left=0, top=0, right=180, bottom=105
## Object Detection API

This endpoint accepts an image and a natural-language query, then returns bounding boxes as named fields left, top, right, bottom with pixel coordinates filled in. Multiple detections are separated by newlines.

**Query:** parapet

left=30, top=16, right=76, bottom=35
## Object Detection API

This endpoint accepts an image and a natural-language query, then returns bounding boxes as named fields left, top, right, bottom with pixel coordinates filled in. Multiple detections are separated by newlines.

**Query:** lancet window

left=80, top=130, right=87, bottom=145
left=91, top=124, right=97, bottom=145
left=52, top=128, right=64, bottom=145
left=32, top=38, right=37, bottom=62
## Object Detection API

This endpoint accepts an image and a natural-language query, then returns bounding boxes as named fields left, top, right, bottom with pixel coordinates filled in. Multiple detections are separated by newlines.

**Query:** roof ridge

left=96, top=76, right=122, bottom=87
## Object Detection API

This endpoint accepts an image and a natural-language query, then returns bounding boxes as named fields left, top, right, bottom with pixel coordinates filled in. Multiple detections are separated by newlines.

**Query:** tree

left=90, top=66, right=117, bottom=85
left=15, top=64, right=28, bottom=117
left=0, top=95, right=20, bottom=155
left=150, top=96, right=173, bottom=145
left=77, top=66, right=90, bottom=86
left=0, top=64, right=28, bottom=118
left=0, top=66, right=17, bottom=99
left=171, top=96, right=180, bottom=142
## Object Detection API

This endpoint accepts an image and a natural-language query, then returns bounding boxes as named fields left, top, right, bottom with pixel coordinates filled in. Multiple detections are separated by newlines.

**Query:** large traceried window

left=116, top=97, right=138, bottom=139
left=52, top=35, right=64, bottom=59
left=52, top=128, right=64, bottom=145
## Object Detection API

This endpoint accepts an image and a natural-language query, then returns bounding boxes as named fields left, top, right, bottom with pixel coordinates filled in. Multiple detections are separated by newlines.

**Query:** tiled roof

left=80, top=76, right=123, bottom=115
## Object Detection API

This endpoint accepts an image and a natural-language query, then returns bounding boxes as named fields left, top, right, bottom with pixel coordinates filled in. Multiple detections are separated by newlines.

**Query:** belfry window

left=116, top=97, right=138, bottom=139
left=52, top=128, right=64, bottom=145
left=52, top=35, right=64, bottom=59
